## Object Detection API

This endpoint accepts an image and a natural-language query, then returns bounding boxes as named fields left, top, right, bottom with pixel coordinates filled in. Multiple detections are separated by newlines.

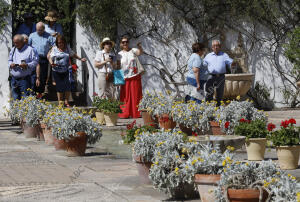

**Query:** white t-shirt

left=117, top=48, right=139, bottom=78
left=94, top=50, right=116, bottom=73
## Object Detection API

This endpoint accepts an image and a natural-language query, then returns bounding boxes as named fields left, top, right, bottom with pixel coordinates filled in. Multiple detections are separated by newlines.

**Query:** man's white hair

left=36, top=22, right=45, bottom=29
left=212, top=39, right=221, bottom=45
left=22, top=34, right=28, bottom=40
left=13, top=34, right=24, bottom=42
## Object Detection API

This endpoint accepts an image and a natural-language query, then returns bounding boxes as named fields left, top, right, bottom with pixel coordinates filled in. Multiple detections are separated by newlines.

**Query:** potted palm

left=268, top=118, right=300, bottom=169
left=183, top=144, right=234, bottom=202
left=234, top=119, right=268, bottom=160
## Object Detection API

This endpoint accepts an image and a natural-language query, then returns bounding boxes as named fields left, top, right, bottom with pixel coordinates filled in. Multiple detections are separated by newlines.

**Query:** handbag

left=103, top=53, right=114, bottom=82
left=113, top=69, right=125, bottom=85
left=133, top=52, right=145, bottom=75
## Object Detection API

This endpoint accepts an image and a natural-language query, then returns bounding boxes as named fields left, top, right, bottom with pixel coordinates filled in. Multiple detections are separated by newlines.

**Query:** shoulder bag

left=103, top=53, right=114, bottom=82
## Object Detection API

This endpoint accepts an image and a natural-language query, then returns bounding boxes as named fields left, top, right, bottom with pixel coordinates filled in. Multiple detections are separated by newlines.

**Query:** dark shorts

left=52, top=71, right=71, bottom=93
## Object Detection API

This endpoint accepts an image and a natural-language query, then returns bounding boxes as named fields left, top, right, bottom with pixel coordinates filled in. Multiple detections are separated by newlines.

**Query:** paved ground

left=0, top=110, right=300, bottom=202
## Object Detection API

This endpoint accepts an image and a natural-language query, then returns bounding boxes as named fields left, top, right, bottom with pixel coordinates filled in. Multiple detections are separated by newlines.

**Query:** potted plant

left=215, top=99, right=267, bottom=135
left=92, top=94, right=106, bottom=125
left=268, top=118, right=300, bottom=169
left=49, top=107, right=102, bottom=156
left=234, top=119, right=268, bottom=160
left=171, top=101, right=211, bottom=136
left=152, top=92, right=177, bottom=129
left=183, top=145, right=234, bottom=202
left=98, top=99, right=122, bottom=127
left=121, top=120, right=158, bottom=144
left=138, top=91, right=159, bottom=128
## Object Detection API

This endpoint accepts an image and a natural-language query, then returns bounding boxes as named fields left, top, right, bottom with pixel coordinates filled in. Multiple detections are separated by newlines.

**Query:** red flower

left=289, top=118, right=296, bottom=125
left=93, top=92, right=98, bottom=96
left=149, top=123, right=156, bottom=127
left=192, top=132, right=198, bottom=136
left=127, top=120, right=136, bottom=130
left=267, top=123, right=276, bottom=131
left=240, top=118, right=246, bottom=123
left=225, top=121, right=230, bottom=129
left=280, top=120, right=289, bottom=128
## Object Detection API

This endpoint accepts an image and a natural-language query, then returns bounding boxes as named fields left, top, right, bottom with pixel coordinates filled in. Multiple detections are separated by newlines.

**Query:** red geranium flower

left=93, top=92, right=98, bottom=96
left=192, top=132, right=198, bottom=136
left=240, top=118, right=246, bottom=123
left=267, top=123, right=276, bottom=131
left=127, top=120, right=136, bottom=130
left=225, top=121, right=230, bottom=129
left=280, top=120, right=289, bottom=128
left=289, top=118, right=296, bottom=125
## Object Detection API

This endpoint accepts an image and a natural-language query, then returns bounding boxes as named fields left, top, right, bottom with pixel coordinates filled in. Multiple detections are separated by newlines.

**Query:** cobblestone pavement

left=0, top=109, right=300, bottom=202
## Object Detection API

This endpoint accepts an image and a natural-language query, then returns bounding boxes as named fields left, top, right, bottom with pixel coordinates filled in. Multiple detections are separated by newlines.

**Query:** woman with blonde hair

left=117, top=36, right=144, bottom=118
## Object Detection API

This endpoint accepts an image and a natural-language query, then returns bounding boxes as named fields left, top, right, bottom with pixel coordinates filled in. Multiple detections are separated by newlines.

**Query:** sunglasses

left=121, top=41, right=129, bottom=44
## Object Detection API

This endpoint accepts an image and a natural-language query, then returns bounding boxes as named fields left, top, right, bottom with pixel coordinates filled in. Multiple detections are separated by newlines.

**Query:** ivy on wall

left=0, top=0, right=9, bottom=33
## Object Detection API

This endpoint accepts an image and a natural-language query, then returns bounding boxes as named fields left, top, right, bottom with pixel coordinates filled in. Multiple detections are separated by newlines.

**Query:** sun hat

left=45, top=11, right=58, bottom=22
left=100, top=37, right=115, bottom=49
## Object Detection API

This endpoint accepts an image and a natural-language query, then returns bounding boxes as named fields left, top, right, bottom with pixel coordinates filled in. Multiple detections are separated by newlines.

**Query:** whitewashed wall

left=0, top=0, right=11, bottom=118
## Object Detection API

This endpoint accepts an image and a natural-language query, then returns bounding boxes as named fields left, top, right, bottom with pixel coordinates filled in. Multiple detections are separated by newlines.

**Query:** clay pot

left=169, top=183, right=199, bottom=200
left=210, top=121, right=225, bottom=135
left=179, top=124, right=193, bottom=136
left=104, top=113, right=118, bottom=126
left=245, top=138, right=267, bottom=161
left=132, top=154, right=152, bottom=184
left=194, top=174, right=221, bottom=202
left=36, top=124, right=44, bottom=141
left=141, top=110, right=158, bottom=128
left=227, top=188, right=269, bottom=202
left=95, top=111, right=105, bottom=125
left=24, top=124, right=39, bottom=138
left=65, top=132, right=87, bottom=156
left=276, top=145, right=300, bottom=170
left=43, top=127, right=55, bottom=145
left=53, top=137, right=67, bottom=151
left=158, top=114, right=176, bottom=130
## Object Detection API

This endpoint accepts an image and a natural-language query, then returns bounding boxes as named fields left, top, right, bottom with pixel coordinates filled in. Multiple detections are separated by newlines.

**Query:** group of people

left=9, top=11, right=86, bottom=107
left=9, top=10, right=234, bottom=119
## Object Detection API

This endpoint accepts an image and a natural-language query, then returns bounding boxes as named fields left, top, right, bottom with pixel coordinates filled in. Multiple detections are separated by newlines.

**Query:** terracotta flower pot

left=36, top=124, right=44, bottom=141
left=179, top=124, right=193, bottom=136
left=227, top=188, right=269, bottom=202
left=53, top=137, right=67, bottom=151
left=194, top=174, right=221, bottom=202
left=65, top=132, right=87, bottom=156
left=104, top=113, right=118, bottom=126
left=169, top=183, right=199, bottom=200
left=245, top=138, right=267, bottom=161
left=24, top=124, right=39, bottom=138
left=95, top=111, right=105, bottom=125
left=276, top=145, right=300, bottom=170
left=43, top=127, right=55, bottom=145
left=158, top=114, right=176, bottom=130
left=141, top=110, right=158, bottom=128
left=210, top=121, right=225, bottom=135
left=132, top=154, right=152, bottom=184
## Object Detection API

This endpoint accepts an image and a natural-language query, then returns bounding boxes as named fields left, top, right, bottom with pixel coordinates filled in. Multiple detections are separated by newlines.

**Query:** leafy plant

left=234, top=119, right=268, bottom=139
left=267, top=119, right=300, bottom=146
left=92, top=96, right=122, bottom=114
left=122, top=120, right=158, bottom=144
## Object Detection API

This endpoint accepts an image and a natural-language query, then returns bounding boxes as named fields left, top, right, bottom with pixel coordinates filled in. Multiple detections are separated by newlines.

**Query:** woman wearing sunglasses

left=117, top=36, right=144, bottom=118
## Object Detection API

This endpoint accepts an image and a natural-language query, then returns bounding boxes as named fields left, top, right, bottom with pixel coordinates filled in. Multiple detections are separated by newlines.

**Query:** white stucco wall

left=0, top=0, right=12, bottom=118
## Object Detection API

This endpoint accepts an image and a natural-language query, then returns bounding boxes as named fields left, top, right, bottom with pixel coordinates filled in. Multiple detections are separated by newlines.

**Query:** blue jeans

left=205, top=74, right=225, bottom=106
left=11, top=76, right=31, bottom=100
left=185, top=77, right=206, bottom=104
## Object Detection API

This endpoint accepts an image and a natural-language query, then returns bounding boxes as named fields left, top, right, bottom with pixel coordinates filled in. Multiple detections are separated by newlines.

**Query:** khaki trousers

left=97, top=72, right=115, bottom=99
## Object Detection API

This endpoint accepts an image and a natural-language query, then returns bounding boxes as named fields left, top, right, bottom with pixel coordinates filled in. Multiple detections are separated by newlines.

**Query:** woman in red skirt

left=117, top=36, right=144, bottom=118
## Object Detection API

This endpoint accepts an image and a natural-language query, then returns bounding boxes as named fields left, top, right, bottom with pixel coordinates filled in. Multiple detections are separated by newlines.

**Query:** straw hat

left=100, top=37, right=115, bottom=49
left=45, top=11, right=58, bottom=22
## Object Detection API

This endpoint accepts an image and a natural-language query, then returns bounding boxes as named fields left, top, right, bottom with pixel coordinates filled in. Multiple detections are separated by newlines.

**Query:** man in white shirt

left=94, top=37, right=116, bottom=99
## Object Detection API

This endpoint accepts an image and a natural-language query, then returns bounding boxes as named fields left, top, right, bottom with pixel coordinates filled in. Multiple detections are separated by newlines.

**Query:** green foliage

left=122, top=120, right=158, bottom=144
left=0, top=0, right=9, bottom=33
left=268, top=119, right=300, bottom=146
left=234, top=119, right=268, bottom=139
left=92, top=97, right=122, bottom=114
left=285, top=27, right=300, bottom=74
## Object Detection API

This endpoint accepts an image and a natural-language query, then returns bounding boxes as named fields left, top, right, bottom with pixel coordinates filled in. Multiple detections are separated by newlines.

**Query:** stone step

left=266, top=110, right=300, bottom=119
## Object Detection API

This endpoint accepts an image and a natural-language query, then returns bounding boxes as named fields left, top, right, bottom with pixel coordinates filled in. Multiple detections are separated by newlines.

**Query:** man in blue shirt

left=29, top=22, right=55, bottom=95
left=203, top=40, right=233, bottom=106
left=186, top=43, right=207, bottom=103
left=8, top=35, right=38, bottom=100
left=16, top=13, right=36, bottom=36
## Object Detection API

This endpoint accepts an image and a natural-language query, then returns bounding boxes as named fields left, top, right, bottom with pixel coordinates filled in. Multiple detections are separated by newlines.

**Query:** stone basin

left=223, top=73, right=254, bottom=99
left=190, top=135, right=245, bottom=152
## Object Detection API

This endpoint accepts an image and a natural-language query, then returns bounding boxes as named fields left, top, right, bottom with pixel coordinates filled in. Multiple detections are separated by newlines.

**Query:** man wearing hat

left=44, top=10, right=63, bottom=37
left=16, top=13, right=36, bottom=36
left=94, top=37, right=116, bottom=99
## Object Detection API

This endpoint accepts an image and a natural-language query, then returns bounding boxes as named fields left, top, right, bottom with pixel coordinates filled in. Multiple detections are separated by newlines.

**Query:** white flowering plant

left=215, top=99, right=267, bottom=135
left=138, top=91, right=159, bottom=112
left=214, top=160, right=300, bottom=202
